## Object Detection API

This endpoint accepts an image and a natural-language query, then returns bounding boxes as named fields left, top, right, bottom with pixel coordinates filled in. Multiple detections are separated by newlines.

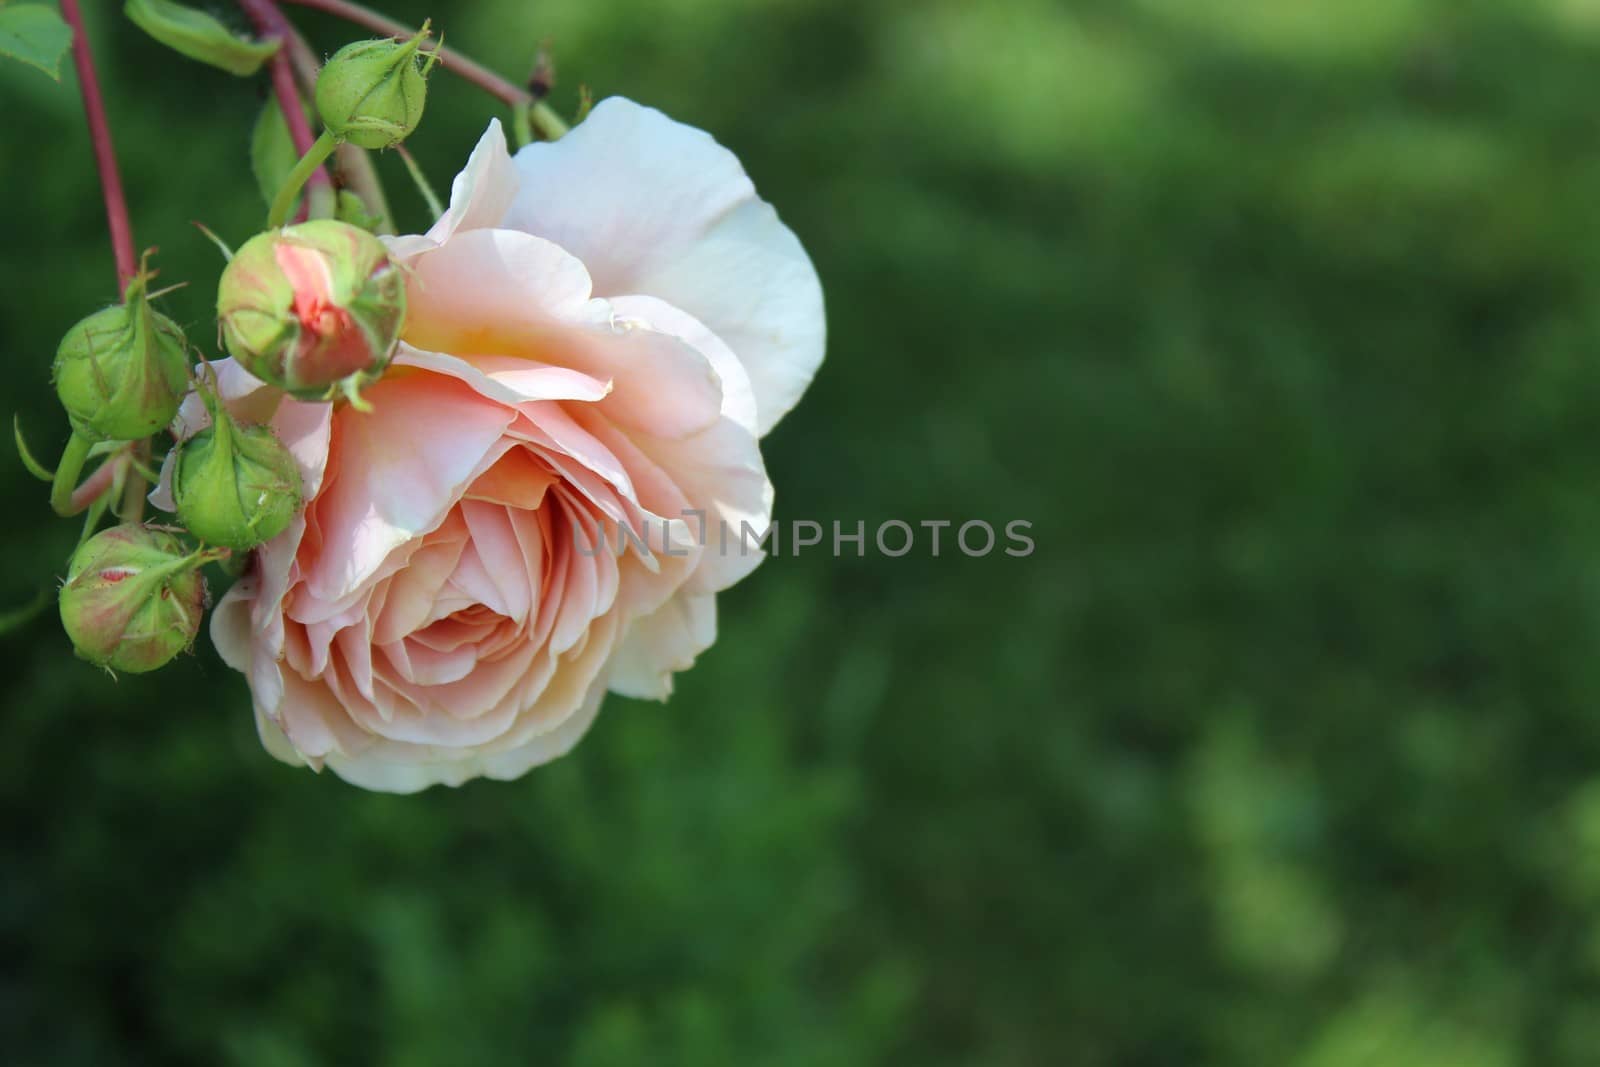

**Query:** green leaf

left=124, top=0, right=278, bottom=77
left=250, top=96, right=303, bottom=211
left=0, top=4, right=72, bottom=81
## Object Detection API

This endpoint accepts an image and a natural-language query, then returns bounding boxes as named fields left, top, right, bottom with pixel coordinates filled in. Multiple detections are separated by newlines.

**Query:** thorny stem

left=277, top=0, right=570, bottom=139
left=59, top=0, right=138, bottom=295
left=238, top=0, right=336, bottom=222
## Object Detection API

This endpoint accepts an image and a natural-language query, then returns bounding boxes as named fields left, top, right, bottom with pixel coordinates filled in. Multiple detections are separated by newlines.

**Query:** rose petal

left=324, top=676, right=607, bottom=794
left=507, top=97, right=825, bottom=435
left=394, top=345, right=612, bottom=406
left=608, top=591, right=717, bottom=700
left=402, top=228, right=598, bottom=344
left=385, top=118, right=518, bottom=260
left=609, top=294, right=758, bottom=438
left=301, top=373, right=514, bottom=602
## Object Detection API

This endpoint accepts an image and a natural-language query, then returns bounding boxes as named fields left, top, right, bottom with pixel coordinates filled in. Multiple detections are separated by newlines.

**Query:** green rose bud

left=173, top=394, right=302, bottom=550
left=53, top=270, right=189, bottom=442
left=216, top=219, right=406, bottom=404
left=314, top=23, right=436, bottom=150
left=59, top=524, right=209, bottom=674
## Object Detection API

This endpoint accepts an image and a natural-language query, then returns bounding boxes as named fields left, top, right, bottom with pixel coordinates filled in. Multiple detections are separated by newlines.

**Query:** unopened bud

left=53, top=271, right=189, bottom=442
left=59, top=524, right=208, bottom=674
left=216, top=219, right=406, bottom=403
left=173, top=395, right=302, bottom=550
left=315, top=23, right=435, bottom=150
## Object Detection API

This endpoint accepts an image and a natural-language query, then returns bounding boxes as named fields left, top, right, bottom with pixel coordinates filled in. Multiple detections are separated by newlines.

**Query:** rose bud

left=59, top=524, right=209, bottom=674
left=53, top=271, right=189, bottom=442
left=216, top=219, right=406, bottom=404
left=314, top=23, right=436, bottom=150
left=173, top=396, right=302, bottom=551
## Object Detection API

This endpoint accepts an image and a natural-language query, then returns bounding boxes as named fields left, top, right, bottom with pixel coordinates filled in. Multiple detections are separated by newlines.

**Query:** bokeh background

left=9, top=0, right=1600, bottom=1062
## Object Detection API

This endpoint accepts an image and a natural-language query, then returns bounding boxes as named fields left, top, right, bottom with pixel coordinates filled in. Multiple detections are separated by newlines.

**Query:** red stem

left=238, top=0, right=331, bottom=220
left=59, top=0, right=137, bottom=295
left=278, top=0, right=535, bottom=107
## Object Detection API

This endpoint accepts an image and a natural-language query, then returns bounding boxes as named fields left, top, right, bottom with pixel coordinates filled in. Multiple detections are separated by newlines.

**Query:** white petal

left=480, top=677, right=606, bottom=781
left=210, top=576, right=255, bottom=671
left=386, top=119, right=518, bottom=260
left=323, top=659, right=609, bottom=793
left=607, top=591, right=717, bottom=700
left=507, top=97, right=825, bottom=436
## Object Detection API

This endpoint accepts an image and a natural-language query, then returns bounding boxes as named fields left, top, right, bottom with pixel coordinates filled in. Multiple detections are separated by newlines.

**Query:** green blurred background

left=11, top=0, right=1600, bottom=1062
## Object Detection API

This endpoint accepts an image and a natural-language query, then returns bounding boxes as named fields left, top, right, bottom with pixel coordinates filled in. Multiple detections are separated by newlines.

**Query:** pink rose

left=162, top=99, right=824, bottom=791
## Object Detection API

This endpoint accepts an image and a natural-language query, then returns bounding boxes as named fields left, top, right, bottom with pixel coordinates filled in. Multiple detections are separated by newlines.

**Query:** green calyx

left=52, top=269, right=190, bottom=442
left=58, top=523, right=211, bottom=674
left=172, top=388, right=302, bottom=551
left=314, top=22, right=437, bottom=151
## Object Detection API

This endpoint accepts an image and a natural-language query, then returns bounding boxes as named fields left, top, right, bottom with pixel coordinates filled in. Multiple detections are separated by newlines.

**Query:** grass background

left=8, top=0, right=1600, bottom=1062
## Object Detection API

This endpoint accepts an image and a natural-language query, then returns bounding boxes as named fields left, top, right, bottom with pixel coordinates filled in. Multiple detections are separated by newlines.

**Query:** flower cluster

left=23, top=9, right=823, bottom=792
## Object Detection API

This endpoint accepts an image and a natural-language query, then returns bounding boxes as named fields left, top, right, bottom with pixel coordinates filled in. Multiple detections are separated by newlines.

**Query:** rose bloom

left=161, top=99, right=824, bottom=791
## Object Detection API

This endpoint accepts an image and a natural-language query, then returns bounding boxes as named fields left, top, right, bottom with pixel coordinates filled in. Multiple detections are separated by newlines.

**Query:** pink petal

left=609, top=294, right=758, bottom=437
left=301, top=373, right=514, bottom=602
left=395, top=345, right=612, bottom=406
left=402, top=228, right=597, bottom=345
left=465, top=447, right=557, bottom=510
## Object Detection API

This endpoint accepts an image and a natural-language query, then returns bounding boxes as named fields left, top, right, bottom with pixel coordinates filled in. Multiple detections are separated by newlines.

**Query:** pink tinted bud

left=58, top=524, right=209, bottom=674
left=216, top=219, right=405, bottom=403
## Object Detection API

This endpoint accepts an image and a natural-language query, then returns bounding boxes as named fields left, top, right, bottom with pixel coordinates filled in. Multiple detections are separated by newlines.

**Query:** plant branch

left=394, top=144, right=442, bottom=219
left=280, top=19, right=322, bottom=88
left=278, top=23, right=394, bottom=233
left=277, top=0, right=570, bottom=138
left=269, top=129, right=337, bottom=228
left=116, top=440, right=148, bottom=523
left=238, top=0, right=335, bottom=222
left=59, top=0, right=138, bottom=294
